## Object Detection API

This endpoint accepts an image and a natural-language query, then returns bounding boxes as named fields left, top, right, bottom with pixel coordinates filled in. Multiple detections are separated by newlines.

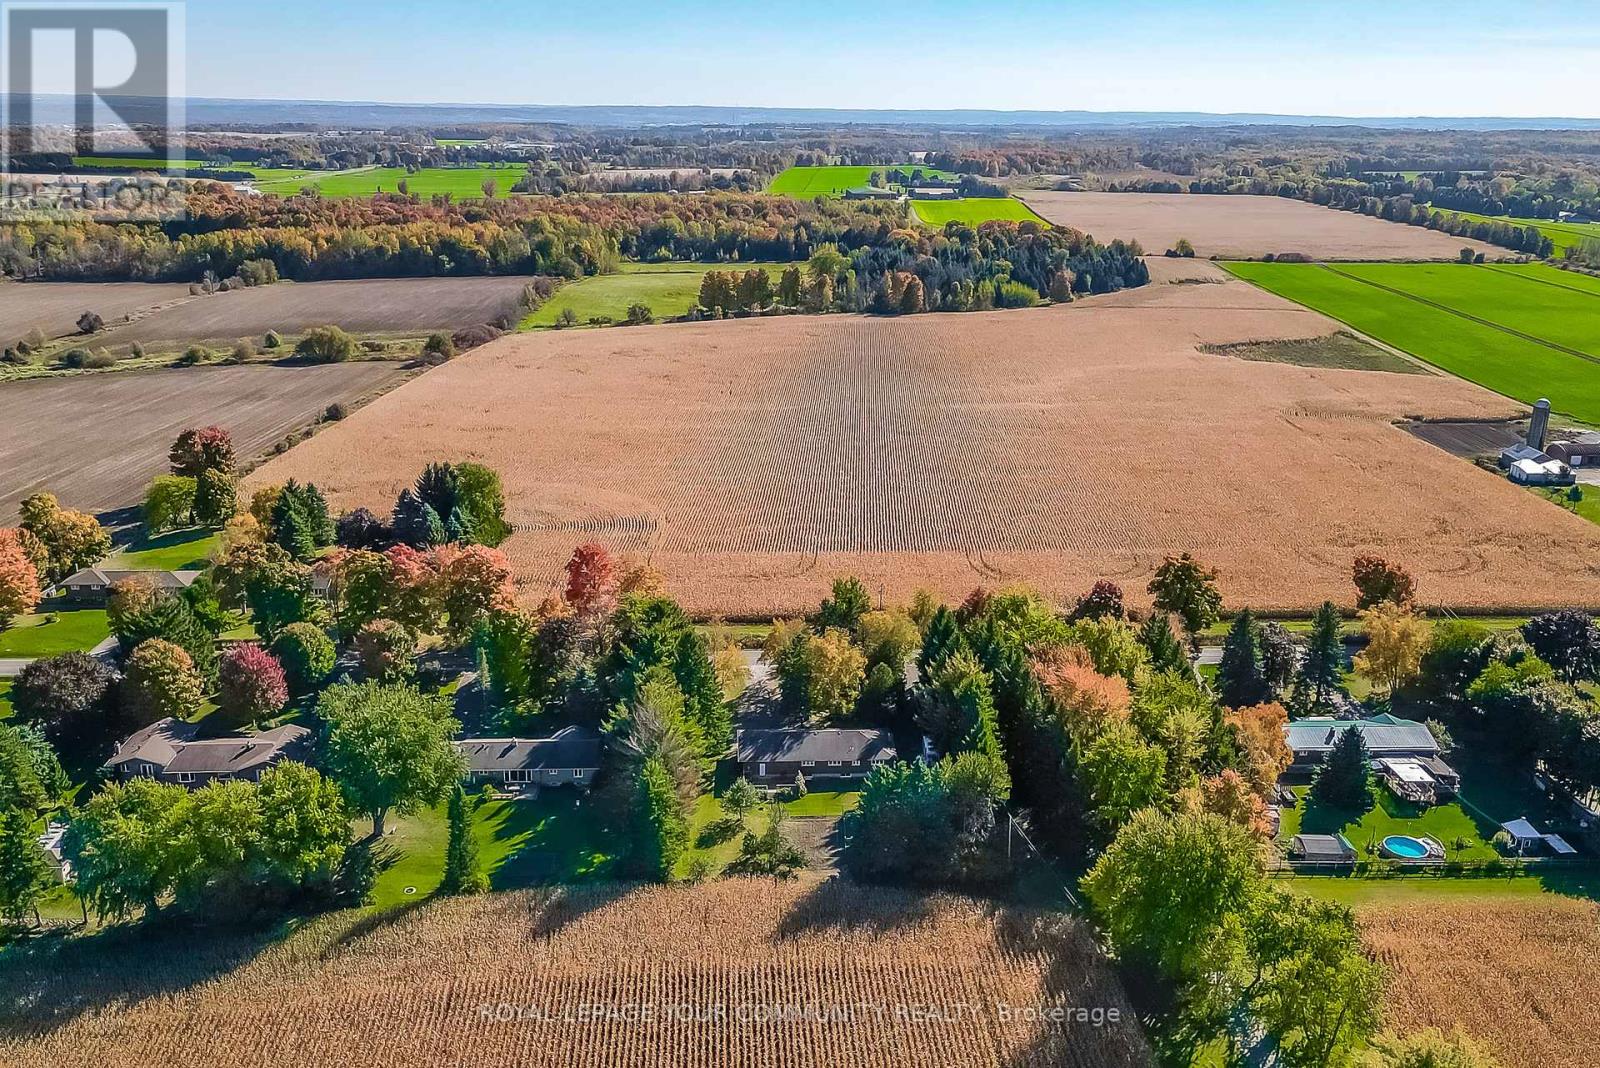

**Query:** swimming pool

left=1381, top=835, right=1434, bottom=860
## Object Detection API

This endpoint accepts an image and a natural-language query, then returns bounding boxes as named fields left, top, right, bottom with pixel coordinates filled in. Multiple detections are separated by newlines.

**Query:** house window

left=827, top=761, right=843, bottom=768
left=506, top=770, right=533, bottom=784
left=547, top=769, right=560, bottom=779
left=801, top=761, right=815, bottom=768
left=176, top=772, right=195, bottom=783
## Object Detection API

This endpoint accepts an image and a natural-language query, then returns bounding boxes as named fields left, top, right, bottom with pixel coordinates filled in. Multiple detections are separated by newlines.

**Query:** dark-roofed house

left=456, top=726, right=603, bottom=793
left=57, top=568, right=203, bottom=606
left=1284, top=713, right=1460, bottom=797
left=108, top=718, right=312, bottom=786
left=735, top=728, right=897, bottom=786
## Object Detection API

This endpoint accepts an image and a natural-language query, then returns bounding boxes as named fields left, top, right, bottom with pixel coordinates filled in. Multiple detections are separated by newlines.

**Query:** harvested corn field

left=1359, top=897, right=1600, bottom=1068
left=1017, top=192, right=1499, bottom=260
left=0, top=881, right=1152, bottom=1068
left=249, top=261, right=1600, bottom=615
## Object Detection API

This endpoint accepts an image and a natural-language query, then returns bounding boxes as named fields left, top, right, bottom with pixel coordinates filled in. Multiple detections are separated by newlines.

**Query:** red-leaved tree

left=218, top=643, right=289, bottom=724
left=169, top=426, right=237, bottom=477
left=564, top=542, right=617, bottom=618
left=0, top=528, right=43, bottom=628
left=1352, top=555, right=1417, bottom=610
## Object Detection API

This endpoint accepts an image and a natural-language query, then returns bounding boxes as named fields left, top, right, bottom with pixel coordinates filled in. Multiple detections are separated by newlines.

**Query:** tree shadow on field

left=515, top=883, right=634, bottom=943
left=990, top=904, right=1158, bottom=1068
left=772, top=875, right=945, bottom=941
left=0, top=914, right=291, bottom=1042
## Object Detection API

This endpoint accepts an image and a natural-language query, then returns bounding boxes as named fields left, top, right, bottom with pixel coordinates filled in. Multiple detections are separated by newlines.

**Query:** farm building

left=1285, top=714, right=1460, bottom=794
left=1546, top=431, right=1600, bottom=468
left=455, top=726, right=603, bottom=792
left=734, top=728, right=897, bottom=786
left=56, top=567, right=203, bottom=605
left=843, top=186, right=901, bottom=201
left=107, top=718, right=312, bottom=786
left=1508, top=457, right=1575, bottom=486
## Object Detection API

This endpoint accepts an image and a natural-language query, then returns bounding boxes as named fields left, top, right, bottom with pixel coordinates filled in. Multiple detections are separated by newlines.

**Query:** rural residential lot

left=251, top=258, right=1600, bottom=615
left=1018, top=191, right=1501, bottom=259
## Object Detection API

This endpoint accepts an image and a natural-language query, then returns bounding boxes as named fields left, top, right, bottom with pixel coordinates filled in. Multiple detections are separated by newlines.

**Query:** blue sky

left=182, top=0, right=1600, bottom=117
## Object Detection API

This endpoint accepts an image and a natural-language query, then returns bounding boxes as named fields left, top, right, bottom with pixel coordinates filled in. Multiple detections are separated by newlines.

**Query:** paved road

left=0, top=635, right=119, bottom=677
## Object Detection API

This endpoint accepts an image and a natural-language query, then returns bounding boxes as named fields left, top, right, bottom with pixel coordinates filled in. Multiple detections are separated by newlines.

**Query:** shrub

left=272, top=622, right=336, bottom=695
left=324, top=401, right=349, bottom=422
left=451, top=324, right=501, bottom=351
left=294, top=325, right=358, bottom=363
left=58, top=348, right=92, bottom=368
left=423, top=333, right=456, bottom=359
left=11, top=652, right=116, bottom=745
left=238, top=258, right=279, bottom=287
left=76, top=311, right=104, bottom=334
left=230, top=339, right=256, bottom=362
left=263, top=330, right=282, bottom=349
left=176, top=345, right=210, bottom=366
left=129, top=341, right=145, bottom=359
left=555, top=308, right=579, bottom=328
left=625, top=302, right=654, bottom=325
left=354, top=619, right=416, bottom=682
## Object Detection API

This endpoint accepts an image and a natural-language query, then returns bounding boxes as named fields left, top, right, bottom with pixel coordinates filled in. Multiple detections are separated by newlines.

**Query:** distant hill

left=8, top=93, right=1600, bottom=131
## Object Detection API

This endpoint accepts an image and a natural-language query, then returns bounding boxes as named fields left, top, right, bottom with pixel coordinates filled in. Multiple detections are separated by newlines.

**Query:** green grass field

left=105, top=528, right=220, bottom=571
left=255, top=164, right=532, bottom=199
left=0, top=607, right=111, bottom=658
left=766, top=164, right=959, bottom=197
left=1223, top=261, right=1600, bottom=424
left=0, top=680, right=12, bottom=718
left=521, top=262, right=793, bottom=328
left=911, top=197, right=1049, bottom=227
left=1438, top=208, right=1600, bottom=255
left=71, top=155, right=205, bottom=171
left=1280, top=786, right=1499, bottom=863
left=1538, top=483, right=1600, bottom=525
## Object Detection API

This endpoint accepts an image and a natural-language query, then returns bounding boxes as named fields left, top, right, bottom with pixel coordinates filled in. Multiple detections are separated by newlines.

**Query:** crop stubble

left=249, top=260, right=1600, bottom=615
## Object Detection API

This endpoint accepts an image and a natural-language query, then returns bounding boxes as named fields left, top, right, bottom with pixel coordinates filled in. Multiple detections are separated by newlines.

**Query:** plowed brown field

left=1017, top=192, right=1499, bottom=260
left=1360, top=897, right=1600, bottom=1068
left=0, top=882, right=1152, bottom=1068
left=249, top=260, right=1600, bottom=616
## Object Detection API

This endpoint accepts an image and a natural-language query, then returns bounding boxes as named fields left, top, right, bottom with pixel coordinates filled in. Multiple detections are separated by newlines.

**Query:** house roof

left=1285, top=714, right=1438, bottom=757
left=60, top=568, right=202, bottom=589
left=1292, top=833, right=1355, bottom=859
left=108, top=717, right=202, bottom=767
left=735, top=728, right=896, bottom=765
left=1501, top=443, right=1550, bottom=463
left=162, top=725, right=311, bottom=775
left=108, top=718, right=309, bottom=775
left=1501, top=817, right=1542, bottom=840
left=455, top=726, right=602, bottom=773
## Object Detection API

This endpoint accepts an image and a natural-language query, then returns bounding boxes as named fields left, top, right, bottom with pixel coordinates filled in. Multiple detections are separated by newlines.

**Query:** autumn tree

left=0, top=528, right=43, bottom=627
left=169, top=426, right=236, bottom=477
left=218, top=643, right=288, bottom=724
left=1148, top=553, right=1223, bottom=652
left=121, top=640, right=205, bottom=724
left=1352, top=555, right=1417, bottom=610
left=1226, top=702, right=1293, bottom=796
left=433, top=543, right=516, bottom=641
left=19, top=492, right=111, bottom=583
left=1353, top=602, right=1431, bottom=695
left=776, top=628, right=866, bottom=723
left=564, top=542, right=618, bottom=618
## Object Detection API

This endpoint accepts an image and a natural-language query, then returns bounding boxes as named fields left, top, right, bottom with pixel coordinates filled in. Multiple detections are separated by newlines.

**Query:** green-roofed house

left=1285, top=713, right=1461, bottom=799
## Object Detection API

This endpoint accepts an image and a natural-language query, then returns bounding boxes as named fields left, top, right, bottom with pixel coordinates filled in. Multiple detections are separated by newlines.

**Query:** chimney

left=1528, top=399, right=1551, bottom=451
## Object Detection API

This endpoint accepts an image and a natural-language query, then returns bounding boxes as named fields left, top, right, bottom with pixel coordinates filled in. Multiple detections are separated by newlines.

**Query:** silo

left=1528, top=399, right=1551, bottom=451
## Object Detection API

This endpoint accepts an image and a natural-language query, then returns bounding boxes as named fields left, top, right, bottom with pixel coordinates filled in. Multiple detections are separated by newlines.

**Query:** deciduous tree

left=218, top=643, right=288, bottom=724
left=1148, top=553, right=1222, bottom=652
left=0, top=528, right=42, bottom=627
left=1353, top=602, right=1430, bottom=694
left=121, top=639, right=204, bottom=725
left=318, top=682, right=464, bottom=836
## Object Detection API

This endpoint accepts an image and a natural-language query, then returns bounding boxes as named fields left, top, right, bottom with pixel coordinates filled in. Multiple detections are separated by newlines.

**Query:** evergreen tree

left=1138, top=613, right=1190, bottom=675
left=441, top=783, right=487, bottom=894
left=114, top=593, right=219, bottom=685
left=0, top=807, right=53, bottom=926
left=917, top=605, right=968, bottom=680
left=1216, top=609, right=1269, bottom=708
left=674, top=630, right=732, bottom=757
left=415, top=462, right=461, bottom=521
left=1310, top=727, right=1373, bottom=811
left=1301, top=601, right=1345, bottom=709
left=1258, top=622, right=1298, bottom=698
left=444, top=507, right=473, bottom=545
left=392, top=489, right=444, bottom=549
left=633, top=755, right=689, bottom=880
left=271, top=483, right=318, bottom=561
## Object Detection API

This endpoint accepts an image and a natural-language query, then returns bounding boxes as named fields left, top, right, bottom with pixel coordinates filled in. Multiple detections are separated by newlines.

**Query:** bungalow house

left=734, top=728, right=896, bottom=787
left=455, top=726, right=603, bottom=793
left=1284, top=714, right=1460, bottom=796
left=56, top=568, right=202, bottom=606
left=108, top=717, right=312, bottom=786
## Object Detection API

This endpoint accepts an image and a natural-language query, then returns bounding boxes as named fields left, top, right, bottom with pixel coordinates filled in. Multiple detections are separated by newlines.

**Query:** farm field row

left=1440, top=207, right=1600, bottom=254
left=253, top=163, right=533, bottom=198
left=1222, top=261, right=1600, bottom=424
left=0, top=882, right=1152, bottom=1068
left=521, top=262, right=792, bottom=328
left=249, top=262, right=1600, bottom=615
left=911, top=197, right=1049, bottom=227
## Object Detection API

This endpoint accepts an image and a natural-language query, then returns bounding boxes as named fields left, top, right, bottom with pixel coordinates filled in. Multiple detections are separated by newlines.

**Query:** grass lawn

left=0, top=680, right=12, bottom=718
left=767, top=164, right=960, bottom=198
left=681, top=788, right=858, bottom=877
left=255, top=164, right=532, bottom=199
left=1536, top=483, right=1600, bottom=526
left=911, top=197, right=1049, bottom=227
left=1281, top=785, right=1498, bottom=862
left=367, top=790, right=614, bottom=909
left=521, top=262, right=794, bottom=328
left=1223, top=261, right=1600, bottom=424
left=105, top=528, right=219, bottom=571
left=1284, top=871, right=1586, bottom=906
left=1438, top=208, right=1600, bottom=255
left=0, top=606, right=111, bottom=658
